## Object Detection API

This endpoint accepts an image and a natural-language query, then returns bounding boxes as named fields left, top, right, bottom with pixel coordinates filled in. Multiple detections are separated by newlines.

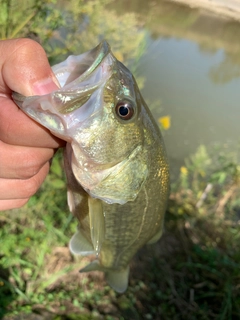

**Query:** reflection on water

left=110, top=0, right=240, bottom=174
left=138, top=37, right=240, bottom=174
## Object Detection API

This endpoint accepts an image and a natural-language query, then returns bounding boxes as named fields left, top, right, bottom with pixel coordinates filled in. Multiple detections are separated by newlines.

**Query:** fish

left=13, top=41, right=170, bottom=293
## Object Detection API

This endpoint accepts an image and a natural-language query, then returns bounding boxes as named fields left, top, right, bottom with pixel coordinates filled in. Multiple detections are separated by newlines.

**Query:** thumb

left=0, top=38, right=59, bottom=96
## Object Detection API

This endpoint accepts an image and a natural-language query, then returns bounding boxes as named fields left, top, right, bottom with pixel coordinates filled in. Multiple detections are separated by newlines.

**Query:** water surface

left=110, top=0, right=240, bottom=172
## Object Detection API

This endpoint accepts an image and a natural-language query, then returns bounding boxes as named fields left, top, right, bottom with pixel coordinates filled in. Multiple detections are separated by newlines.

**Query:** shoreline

left=170, top=0, right=240, bottom=21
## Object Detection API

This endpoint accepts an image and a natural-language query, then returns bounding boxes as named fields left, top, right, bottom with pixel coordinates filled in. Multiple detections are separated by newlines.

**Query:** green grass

left=1, top=1, right=240, bottom=318
left=1, top=146, right=240, bottom=319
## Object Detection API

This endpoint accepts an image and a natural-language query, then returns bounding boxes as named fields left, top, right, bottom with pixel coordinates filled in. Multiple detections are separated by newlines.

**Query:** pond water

left=38, top=0, right=240, bottom=175
left=109, top=0, right=240, bottom=174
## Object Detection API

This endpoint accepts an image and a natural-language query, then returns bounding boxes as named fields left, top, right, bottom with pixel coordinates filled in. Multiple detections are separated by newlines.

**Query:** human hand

left=0, top=38, right=64, bottom=211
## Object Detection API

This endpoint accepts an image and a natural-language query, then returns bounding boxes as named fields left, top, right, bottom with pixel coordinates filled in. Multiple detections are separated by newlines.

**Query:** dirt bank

left=170, top=0, right=240, bottom=21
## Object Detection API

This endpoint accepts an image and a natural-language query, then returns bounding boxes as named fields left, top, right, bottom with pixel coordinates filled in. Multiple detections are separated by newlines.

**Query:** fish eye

left=115, top=100, right=135, bottom=120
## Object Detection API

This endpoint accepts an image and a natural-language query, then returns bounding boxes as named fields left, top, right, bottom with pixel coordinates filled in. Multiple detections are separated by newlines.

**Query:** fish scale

left=12, top=41, right=169, bottom=293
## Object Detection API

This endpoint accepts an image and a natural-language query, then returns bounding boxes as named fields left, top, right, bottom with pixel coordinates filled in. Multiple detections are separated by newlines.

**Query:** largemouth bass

left=13, top=41, right=169, bottom=293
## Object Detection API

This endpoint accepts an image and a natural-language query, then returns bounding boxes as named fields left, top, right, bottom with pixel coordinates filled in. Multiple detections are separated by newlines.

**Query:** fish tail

left=80, top=260, right=129, bottom=293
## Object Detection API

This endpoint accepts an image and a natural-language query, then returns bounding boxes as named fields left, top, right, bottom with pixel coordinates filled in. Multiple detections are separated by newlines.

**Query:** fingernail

left=32, top=77, right=60, bottom=95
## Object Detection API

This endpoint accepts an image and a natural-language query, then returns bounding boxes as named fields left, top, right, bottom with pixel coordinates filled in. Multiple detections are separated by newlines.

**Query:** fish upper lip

left=74, top=41, right=111, bottom=83
left=53, top=41, right=111, bottom=88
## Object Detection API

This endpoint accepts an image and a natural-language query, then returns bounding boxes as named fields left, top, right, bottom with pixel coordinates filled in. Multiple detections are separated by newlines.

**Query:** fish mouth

left=12, top=41, right=113, bottom=135
left=53, top=40, right=111, bottom=88
left=13, top=40, right=111, bottom=106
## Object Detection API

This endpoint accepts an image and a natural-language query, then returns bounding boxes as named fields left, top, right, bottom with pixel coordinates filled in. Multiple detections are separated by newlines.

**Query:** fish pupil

left=119, top=106, right=129, bottom=116
left=116, top=100, right=134, bottom=120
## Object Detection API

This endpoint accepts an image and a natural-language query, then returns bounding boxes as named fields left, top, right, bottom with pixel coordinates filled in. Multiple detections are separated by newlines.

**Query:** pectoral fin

left=69, top=230, right=94, bottom=256
left=88, top=197, right=105, bottom=254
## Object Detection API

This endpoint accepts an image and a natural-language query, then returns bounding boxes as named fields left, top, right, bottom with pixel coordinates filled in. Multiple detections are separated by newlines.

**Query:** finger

left=0, top=38, right=65, bottom=147
left=0, top=140, right=55, bottom=179
left=0, top=162, right=50, bottom=200
left=0, top=199, right=29, bottom=211
left=0, top=96, right=64, bottom=147
left=0, top=38, right=59, bottom=95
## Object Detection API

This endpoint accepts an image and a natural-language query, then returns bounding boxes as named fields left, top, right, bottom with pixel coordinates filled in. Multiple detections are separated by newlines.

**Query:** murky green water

left=109, top=0, right=240, bottom=173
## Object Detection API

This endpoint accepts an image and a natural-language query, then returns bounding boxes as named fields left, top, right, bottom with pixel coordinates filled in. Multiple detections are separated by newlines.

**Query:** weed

left=1, top=146, right=240, bottom=319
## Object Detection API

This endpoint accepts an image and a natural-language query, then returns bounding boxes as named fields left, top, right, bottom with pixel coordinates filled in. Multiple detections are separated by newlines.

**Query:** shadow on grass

left=2, top=217, right=240, bottom=320
left=0, top=265, right=16, bottom=319
left=128, top=207, right=240, bottom=320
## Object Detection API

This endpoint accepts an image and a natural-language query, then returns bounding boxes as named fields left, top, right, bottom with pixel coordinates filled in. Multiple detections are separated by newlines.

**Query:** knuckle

left=0, top=115, right=12, bottom=143
left=0, top=198, right=29, bottom=211
left=17, top=153, right=48, bottom=180
left=21, top=162, right=49, bottom=198
left=18, top=162, right=42, bottom=180
left=23, top=177, right=41, bottom=198
left=13, top=198, right=29, bottom=209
